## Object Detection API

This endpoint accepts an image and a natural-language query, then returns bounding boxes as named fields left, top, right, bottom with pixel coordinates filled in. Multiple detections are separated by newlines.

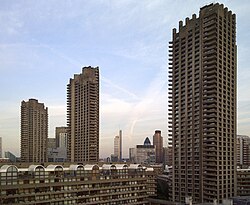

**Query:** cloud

left=100, top=64, right=168, bottom=157
left=101, top=76, right=139, bottom=100
left=1, top=0, right=250, bottom=158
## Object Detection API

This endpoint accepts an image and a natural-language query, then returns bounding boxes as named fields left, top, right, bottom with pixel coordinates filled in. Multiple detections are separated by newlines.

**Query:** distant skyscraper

left=237, top=135, right=250, bottom=166
left=67, top=66, right=99, bottom=162
left=0, top=137, right=2, bottom=158
left=129, top=137, right=156, bottom=165
left=20, top=99, right=48, bottom=163
left=169, top=3, right=237, bottom=203
left=153, top=130, right=163, bottom=163
left=114, top=130, right=122, bottom=161
left=55, top=126, right=68, bottom=148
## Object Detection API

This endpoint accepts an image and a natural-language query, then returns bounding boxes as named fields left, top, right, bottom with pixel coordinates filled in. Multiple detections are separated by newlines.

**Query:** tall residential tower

left=20, top=99, right=48, bottom=163
left=67, top=66, right=99, bottom=162
left=168, top=3, right=237, bottom=203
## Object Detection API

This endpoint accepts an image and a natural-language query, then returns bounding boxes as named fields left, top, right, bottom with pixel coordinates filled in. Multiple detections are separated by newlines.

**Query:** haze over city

left=0, top=0, right=250, bottom=158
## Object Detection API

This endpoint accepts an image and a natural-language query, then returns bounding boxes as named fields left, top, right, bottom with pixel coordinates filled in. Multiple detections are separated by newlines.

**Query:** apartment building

left=67, top=66, right=99, bottom=162
left=0, top=163, right=156, bottom=205
left=20, top=99, right=48, bottom=163
left=237, top=135, right=250, bottom=166
left=237, top=168, right=250, bottom=197
left=168, top=3, right=237, bottom=203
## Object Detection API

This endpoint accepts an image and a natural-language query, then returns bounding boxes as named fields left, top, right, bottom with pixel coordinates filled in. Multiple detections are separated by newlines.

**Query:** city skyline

left=0, top=0, right=250, bottom=158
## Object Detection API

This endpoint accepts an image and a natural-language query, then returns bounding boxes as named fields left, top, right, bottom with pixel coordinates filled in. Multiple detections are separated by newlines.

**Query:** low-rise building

left=4, top=151, right=18, bottom=163
left=237, top=135, right=250, bottom=166
left=237, top=167, right=250, bottom=196
left=0, top=163, right=156, bottom=205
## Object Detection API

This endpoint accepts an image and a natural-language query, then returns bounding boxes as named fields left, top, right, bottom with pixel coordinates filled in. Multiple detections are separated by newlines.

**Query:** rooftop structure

left=0, top=163, right=156, bottom=204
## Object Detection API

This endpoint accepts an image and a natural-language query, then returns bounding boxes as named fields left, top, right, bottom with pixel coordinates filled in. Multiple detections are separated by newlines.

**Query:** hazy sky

left=0, top=0, right=250, bottom=158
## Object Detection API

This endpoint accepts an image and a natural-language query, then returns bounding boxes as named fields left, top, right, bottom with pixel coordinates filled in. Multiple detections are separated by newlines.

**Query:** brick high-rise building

left=67, top=66, right=99, bottom=162
left=153, top=130, right=163, bottom=163
left=20, top=99, right=48, bottom=163
left=168, top=3, right=237, bottom=203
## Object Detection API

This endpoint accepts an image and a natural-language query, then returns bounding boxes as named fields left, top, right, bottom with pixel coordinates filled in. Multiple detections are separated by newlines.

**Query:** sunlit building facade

left=67, top=67, right=99, bottom=162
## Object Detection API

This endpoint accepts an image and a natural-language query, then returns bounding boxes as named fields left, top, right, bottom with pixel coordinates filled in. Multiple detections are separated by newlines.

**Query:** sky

left=0, top=0, right=250, bottom=158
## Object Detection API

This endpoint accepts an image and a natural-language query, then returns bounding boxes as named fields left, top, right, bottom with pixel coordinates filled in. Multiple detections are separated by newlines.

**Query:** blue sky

left=0, top=0, right=250, bottom=158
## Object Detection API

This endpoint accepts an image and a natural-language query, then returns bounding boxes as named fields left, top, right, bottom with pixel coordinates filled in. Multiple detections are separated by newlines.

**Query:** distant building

left=129, top=148, right=136, bottom=163
left=136, top=145, right=155, bottom=165
left=67, top=66, right=99, bottom=162
left=237, top=168, right=250, bottom=196
left=55, top=126, right=68, bottom=148
left=47, top=128, right=68, bottom=162
left=163, top=146, right=172, bottom=166
left=153, top=130, right=163, bottom=163
left=0, top=137, right=2, bottom=158
left=0, top=158, right=9, bottom=163
left=20, top=99, right=48, bottom=163
left=0, top=163, right=156, bottom=204
left=232, top=196, right=250, bottom=205
left=47, top=138, right=56, bottom=149
left=237, top=135, right=250, bottom=166
left=4, top=151, right=17, bottom=163
left=110, top=154, right=118, bottom=162
left=129, top=137, right=156, bottom=165
left=47, top=147, right=67, bottom=162
left=114, top=130, right=122, bottom=161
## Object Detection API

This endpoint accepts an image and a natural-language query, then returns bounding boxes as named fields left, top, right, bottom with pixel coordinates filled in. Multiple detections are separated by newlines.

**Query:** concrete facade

left=168, top=3, right=237, bottom=203
left=237, top=168, right=250, bottom=197
left=237, top=135, right=250, bottom=166
left=20, top=99, right=48, bottom=163
left=67, top=67, right=99, bottom=162
left=0, top=163, right=156, bottom=205
left=55, top=127, right=68, bottom=149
